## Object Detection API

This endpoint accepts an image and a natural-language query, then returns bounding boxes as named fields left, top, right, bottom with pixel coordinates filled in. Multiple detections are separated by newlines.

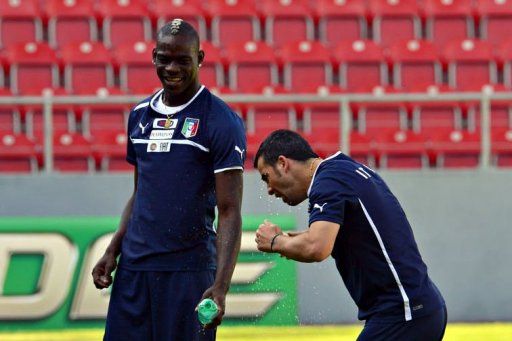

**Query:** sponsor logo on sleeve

left=181, top=118, right=200, bottom=138
left=153, top=118, right=178, bottom=129
left=313, top=203, right=327, bottom=213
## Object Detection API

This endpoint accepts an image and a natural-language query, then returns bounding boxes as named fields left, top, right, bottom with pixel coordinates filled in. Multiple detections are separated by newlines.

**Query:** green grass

left=0, top=324, right=511, bottom=341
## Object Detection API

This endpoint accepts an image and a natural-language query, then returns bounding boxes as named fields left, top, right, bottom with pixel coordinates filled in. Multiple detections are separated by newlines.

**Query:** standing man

left=92, top=19, right=246, bottom=340
left=255, top=130, right=446, bottom=341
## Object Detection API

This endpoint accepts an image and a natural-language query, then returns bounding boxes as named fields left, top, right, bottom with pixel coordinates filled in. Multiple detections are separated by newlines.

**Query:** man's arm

left=92, top=167, right=138, bottom=289
left=200, top=170, right=243, bottom=328
left=256, top=220, right=340, bottom=263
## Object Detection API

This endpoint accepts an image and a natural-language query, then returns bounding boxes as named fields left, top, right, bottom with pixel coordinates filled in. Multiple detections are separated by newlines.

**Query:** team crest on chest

left=181, top=118, right=200, bottom=138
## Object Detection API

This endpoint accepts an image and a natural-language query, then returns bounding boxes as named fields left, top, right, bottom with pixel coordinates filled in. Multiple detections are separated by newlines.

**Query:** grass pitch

left=0, top=323, right=511, bottom=340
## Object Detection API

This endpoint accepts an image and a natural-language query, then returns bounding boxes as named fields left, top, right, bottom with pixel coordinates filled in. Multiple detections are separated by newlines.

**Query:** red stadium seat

left=375, top=130, right=429, bottom=169
left=492, top=128, right=512, bottom=167
left=115, top=41, right=161, bottom=94
left=315, top=0, right=368, bottom=46
left=245, top=87, right=298, bottom=157
left=370, top=0, right=421, bottom=47
left=279, top=41, right=333, bottom=92
left=97, top=0, right=152, bottom=49
left=80, top=87, right=129, bottom=139
left=350, top=131, right=375, bottom=167
left=46, top=0, right=97, bottom=48
left=0, top=133, right=39, bottom=173
left=355, top=101, right=408, bottom=137
left=497, top=40, right=512, bottom=90
left=22, top=88, right=76, bottom=141
left=5, top=42, right=59, bottom=94
left=225, top=41, right=278, bottom=92
left=199, top=41, right=224, bottom=88
left=443, top=39, right=497, bottom=91
left=260, top=0, right=315, bottom=49
left=60, top=42, right=114, bottom=94
left=334, top=40, right=388, bottom=92
left=476, top=0, right=512, bottom=46
left=53, top=132, right=94, bottom=172
left=0, top=88, right=21, bottom=134
left=423, top=0, right=475, bottom=48
left=0, top=0, right=42, bottom=49
left=302, top=103, right=342, bottom=157
left=410, top=100, right=463, bottom=138
left=151, top=0, right=207, bottom=41
left=92, top=130, right=131, bottom=172
left=207, top=0, right=261, bottom=47
left=430, top=130, right=481, bottom=168
left=388, top=40, right=442, bottom=91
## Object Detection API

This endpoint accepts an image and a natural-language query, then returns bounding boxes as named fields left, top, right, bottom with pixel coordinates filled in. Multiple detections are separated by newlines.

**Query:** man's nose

left=267, top=186, right=274, bottom=196
left=165, top=61, right=179, bottom=71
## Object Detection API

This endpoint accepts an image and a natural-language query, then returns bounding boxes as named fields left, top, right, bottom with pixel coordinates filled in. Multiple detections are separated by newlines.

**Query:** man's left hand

left=197, top=286, right=226, bottom=329
left=255, top=220, right=282, bottom=253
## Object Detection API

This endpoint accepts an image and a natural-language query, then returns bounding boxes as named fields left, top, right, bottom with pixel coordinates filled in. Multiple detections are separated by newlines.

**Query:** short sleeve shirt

left=120, top=86, right=246, bottom=271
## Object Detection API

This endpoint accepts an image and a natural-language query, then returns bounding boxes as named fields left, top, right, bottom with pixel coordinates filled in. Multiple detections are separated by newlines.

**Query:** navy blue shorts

left=358, top=306, right=448, bottom=341
left=104, top=267, right=216, bottom=341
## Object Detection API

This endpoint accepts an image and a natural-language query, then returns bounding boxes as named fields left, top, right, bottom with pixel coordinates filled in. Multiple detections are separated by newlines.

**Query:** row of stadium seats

left=2, top=0, right=512, bottom=49
left=1, top=97, right=511, bottom=172
left=1, top=128, right=511, bottom=172
left=3, top=38, right=512, bottom=94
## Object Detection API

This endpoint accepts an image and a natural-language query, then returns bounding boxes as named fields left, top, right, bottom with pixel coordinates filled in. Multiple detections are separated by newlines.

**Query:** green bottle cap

left=197, top=298, right=219, bottom=325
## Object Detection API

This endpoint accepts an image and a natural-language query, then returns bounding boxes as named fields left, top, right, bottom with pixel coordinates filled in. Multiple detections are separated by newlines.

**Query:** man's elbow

left=307, top=245, right=331, bottom=262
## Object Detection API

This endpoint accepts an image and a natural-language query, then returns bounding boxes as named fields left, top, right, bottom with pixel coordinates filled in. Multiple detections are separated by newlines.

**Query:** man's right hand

left=91, top=252, right=117, bottom=289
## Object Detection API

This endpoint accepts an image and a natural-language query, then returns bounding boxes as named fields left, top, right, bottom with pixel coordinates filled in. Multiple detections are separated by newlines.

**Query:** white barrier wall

left=0, top=170, right=511, bottom=323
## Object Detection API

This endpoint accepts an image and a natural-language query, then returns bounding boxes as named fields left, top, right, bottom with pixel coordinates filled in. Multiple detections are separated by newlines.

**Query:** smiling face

left=152, top=33, right=204, bottom=105
left=257, top=156, right=308, bottom=207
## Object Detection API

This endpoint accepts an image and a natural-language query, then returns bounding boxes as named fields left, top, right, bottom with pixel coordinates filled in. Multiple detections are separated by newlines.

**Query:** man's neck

left=162, top=84, right=200, bottom=106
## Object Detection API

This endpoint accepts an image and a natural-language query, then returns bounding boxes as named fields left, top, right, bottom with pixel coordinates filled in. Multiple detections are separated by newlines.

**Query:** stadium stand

left=52, top=132, right=94, bottom=172
left=1, top=0, right=511, bottom=172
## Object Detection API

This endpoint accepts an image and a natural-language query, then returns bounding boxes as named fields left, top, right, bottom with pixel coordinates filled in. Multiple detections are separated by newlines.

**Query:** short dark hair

left=157, top=19, right=199, bottom=49
left=254, top=129, right=318, bottom=168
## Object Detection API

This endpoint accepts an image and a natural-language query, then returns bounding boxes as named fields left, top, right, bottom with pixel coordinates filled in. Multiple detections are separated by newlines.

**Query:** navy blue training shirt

left=308, top=152, right=445, bottom=322
left=119, top=86, right=246, bottom=271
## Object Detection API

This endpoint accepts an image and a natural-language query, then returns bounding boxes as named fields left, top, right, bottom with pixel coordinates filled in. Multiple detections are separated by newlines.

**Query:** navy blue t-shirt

left=308, top=152, right=445, bottom=322
left=119, top=86, right=246, bottom=271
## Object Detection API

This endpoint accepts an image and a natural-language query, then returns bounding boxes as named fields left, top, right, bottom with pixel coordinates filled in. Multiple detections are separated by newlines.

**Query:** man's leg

left=149, top=270, right=216, bottom=341
left=104, top=268, right=152, bottom=341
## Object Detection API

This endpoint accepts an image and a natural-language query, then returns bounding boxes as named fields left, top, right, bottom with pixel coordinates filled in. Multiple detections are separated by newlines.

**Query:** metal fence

left=1, top=90, right=511, bottom=172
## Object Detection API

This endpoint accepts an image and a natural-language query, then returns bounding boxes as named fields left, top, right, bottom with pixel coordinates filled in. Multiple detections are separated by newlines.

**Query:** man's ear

left=152, top=48, right=157, bottom=64
left=277, top=155, right=289, bottom=172
left=198, top=50, right=205, bottom=66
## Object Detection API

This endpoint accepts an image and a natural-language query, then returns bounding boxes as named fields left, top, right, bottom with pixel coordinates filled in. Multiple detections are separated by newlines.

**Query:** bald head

left=157, top=19, right=200, bottom=50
